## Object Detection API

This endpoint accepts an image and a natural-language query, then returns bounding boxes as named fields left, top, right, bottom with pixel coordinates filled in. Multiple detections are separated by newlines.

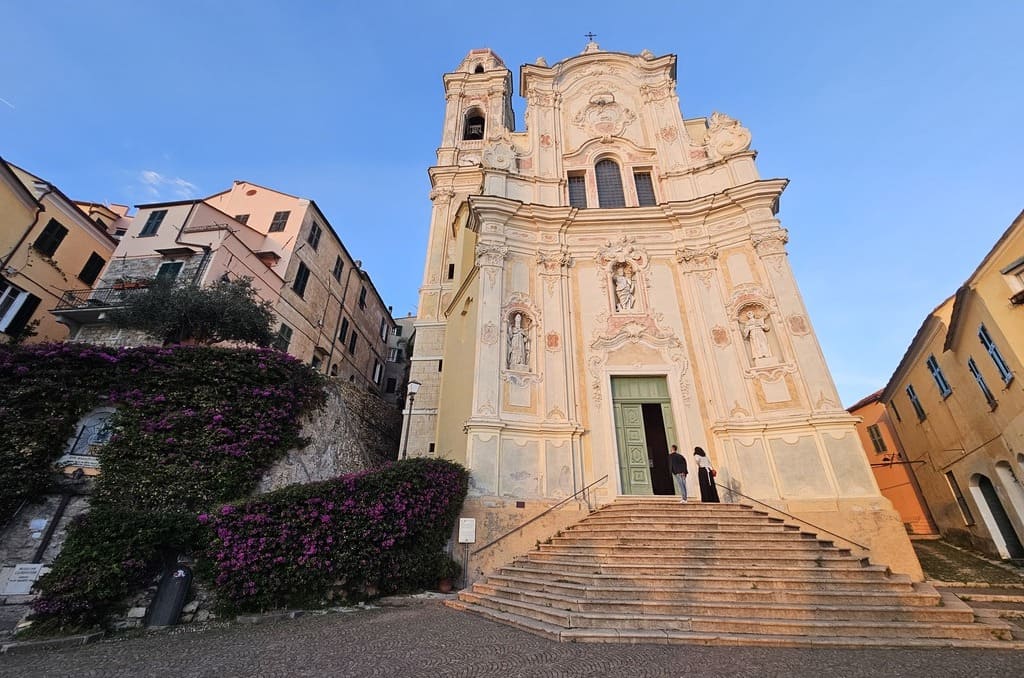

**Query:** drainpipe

left=1, top=184, right=54, bottom=272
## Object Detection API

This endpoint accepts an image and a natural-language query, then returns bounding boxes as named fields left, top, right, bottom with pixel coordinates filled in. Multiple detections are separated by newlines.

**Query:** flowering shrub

left=0, top=343, right=324, bottom=631
left=204, top=458, right=468, bottom=612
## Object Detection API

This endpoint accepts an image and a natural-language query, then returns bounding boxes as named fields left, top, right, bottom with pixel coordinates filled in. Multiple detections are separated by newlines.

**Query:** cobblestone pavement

left=912, top=539, right=1024, bottom=584
left=3, top=603, right=1024, bottom=678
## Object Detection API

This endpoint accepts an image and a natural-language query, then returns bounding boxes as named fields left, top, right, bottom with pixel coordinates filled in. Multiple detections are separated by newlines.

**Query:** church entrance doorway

left=611, top=376, right=678, bottom=496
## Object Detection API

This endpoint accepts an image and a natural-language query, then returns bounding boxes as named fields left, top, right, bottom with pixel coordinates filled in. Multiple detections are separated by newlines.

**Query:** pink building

left=54, top=181, right=394, bottom=393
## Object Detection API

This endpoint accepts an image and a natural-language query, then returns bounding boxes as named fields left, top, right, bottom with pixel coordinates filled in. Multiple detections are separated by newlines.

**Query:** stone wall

left=259, top=379, right=402, bottom=492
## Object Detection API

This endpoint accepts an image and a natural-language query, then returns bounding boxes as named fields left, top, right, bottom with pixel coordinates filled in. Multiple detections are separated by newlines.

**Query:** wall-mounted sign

left=458, top=518, right=476, bottom=544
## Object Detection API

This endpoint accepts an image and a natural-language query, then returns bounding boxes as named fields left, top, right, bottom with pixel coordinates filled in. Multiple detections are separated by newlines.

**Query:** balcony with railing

left=53, top=282, right=152, bottom=312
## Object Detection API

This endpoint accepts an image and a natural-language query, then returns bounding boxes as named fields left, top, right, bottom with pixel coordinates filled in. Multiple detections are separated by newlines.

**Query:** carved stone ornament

left=659, top=126, right=678, bottom=142
left=704, top=112, right=752, bottom=161
left=640, top=83, right=673, bottom=103
left=475, top=242, right=509, bottom=267
left=506, top=312, right=531, bottom=370
left=429, top=188, right=455, bottom=204
left=751, top=229, right=789, bottom=257
left=587, top=313, right=691, bottom=404
left=640, top=49, right=655, bottom=60
left=482, top=141, right=517, bottom=171
left=675, top=245, right=719, bottom=272
left=572, top=92, right=637, bottom=139
left=480, top=321, right=498, bottom=345
left=535, top=56, right=548, bottom=67
left=526, top=85, right=557, bottom=108
left=595, top=235, right=650, bottom=272
left=537, top=249, right=573, bottom=275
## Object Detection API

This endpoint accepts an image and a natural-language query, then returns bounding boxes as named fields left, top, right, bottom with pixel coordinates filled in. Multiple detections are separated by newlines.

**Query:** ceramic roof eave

left=0, top=157, right=42, bottom=211
left=847, top=388, right=884, bottom=413
left=879, top=301, right=953, bottom=404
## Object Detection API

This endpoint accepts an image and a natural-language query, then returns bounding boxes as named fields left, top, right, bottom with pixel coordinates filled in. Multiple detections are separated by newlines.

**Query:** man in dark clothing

left=668, top=444, right=688, bottom=502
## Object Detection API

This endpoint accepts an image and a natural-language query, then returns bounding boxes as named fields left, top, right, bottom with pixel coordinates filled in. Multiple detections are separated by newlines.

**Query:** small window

left=388, top=347, right=399, bottom=362
left=979, top=325, right=1013, bottom=384
left=373, top=360, right=383, bottom=385
left=595, top=159, right=625, bottom=208
left=34, top=218, right=69, bottom=256
left=339, top=317, right=350, bottom=343
left=333, top=256, right=344, bottom=282
left=77, top=252, right=107, bottom=285
left=272, top=323, right=293, bottom=352
left=866, top=424, right=887, bottom=454
left=307, top=222, right=322, bottom=250
left=945, top=471, right=975, bottom=526
left=634, top=171, right=656, bottom=206
left=438, top=359, right=443, bottom=372
left=0, top=282, right=39, bottom=336
left=889, top=401, right=902, bottom=423
left=330, top=364, right=339, bottom=377
left=311, top=355, right=322, bottom=370
left=926, top=355, right=952, bottom=398
left=139, top=210, right=166, bottom=237
left=348, top=331, right=358, bottom=355
left=473, top=64, right=485, bottom=74
left=234, top=214, right=250, bottom=225
left=428, top=443, right=436, bottom=453
left=358, top=286, right=367, bottom=309
left=906, top=384, right=926, bottom=421
left=447, top=263, right=455, bottom=280
left=385, top=377, right=397, bottom=393
left=379, top=317, right=388, bottom=342
left=269, top=210, right=290, bottom=233
left=292, top=262, right=310, bottom=297
left=155, top=261, right=183, bottom=282
left=393, top=326, right=403, bottom=337
left=968, top=357, right=998, bottom=409
left=568, top=173, right=587, bottom=208
left=463, top=110, right=485, bottom=140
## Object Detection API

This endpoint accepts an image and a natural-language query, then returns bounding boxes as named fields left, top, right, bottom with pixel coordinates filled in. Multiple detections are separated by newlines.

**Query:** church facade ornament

left=704, top=111, right=752, bottom=160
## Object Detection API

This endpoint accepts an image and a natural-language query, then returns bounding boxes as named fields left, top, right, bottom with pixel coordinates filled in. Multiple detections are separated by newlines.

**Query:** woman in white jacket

left=693, top=447, right=720, bottom=503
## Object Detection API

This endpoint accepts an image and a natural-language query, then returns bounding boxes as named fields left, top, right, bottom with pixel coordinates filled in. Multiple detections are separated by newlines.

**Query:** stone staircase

left=446, top=498, right=1022, bottom=647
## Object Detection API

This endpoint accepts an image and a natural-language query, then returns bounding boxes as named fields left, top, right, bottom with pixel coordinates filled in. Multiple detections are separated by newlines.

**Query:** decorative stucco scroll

left=751, top=229, right=789, bottom=257
left=482, top=141, right=517, bottom=171
left=572, top=91, right=636, bottom=139
left=704, top=112, right=752, bottom=161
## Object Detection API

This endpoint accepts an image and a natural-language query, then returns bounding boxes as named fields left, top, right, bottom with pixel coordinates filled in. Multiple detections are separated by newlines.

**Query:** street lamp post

left=400, top=380, right=421, bottom=460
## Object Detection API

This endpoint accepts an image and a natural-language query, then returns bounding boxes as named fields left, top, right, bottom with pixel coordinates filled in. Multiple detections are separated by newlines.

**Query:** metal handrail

left=715, top=481, right=871, bottom=551
left=712, top=483, right=872, bottom=553
left=471, top=474, right=609, bottom=556
left=53, top=283, right=152, bottom=311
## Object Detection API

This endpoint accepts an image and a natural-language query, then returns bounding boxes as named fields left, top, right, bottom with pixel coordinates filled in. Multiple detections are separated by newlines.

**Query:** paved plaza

left=2, top=602, right=1023, bottom=678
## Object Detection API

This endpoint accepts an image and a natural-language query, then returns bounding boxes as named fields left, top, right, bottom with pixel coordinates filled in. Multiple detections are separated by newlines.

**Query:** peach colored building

left=882, top=210, right=1024, bottom=559
left=1, top=158, right=118, bottom=344
left=848, top=390, right=937, bottom=535
left=53, top=181, right=394, bottom=393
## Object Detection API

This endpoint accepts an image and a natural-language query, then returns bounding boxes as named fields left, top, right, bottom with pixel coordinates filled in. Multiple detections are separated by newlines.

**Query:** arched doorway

left=973, top=473, right=1024, bottom=559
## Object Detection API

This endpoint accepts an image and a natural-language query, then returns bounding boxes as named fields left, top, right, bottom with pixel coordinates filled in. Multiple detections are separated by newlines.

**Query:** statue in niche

left=507, top=313, right=530, bottom=369
left=742, top=310, right=772, bottom=359
left=613, top=265, right=636, bottom=312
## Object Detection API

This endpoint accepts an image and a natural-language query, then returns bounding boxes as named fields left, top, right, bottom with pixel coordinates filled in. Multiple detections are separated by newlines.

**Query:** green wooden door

left=614, top=402, right=652, bottom=495
left=611, top=376, right=678, bottom=496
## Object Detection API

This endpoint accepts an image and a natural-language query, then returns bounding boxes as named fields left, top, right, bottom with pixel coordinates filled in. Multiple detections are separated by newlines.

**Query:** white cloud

left=138, top=170, right=197, bottom=199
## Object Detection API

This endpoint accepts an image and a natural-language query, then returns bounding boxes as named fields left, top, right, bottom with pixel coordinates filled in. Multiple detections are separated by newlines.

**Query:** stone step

left=530, top=546, right=859, bottom=565
left=581, top=517, right=804, bottom=530
left=497, top=565, right=916, bottom=591
left=467, top=586, right=959, bottom=622
left=479, top=575, right=937, bottom=606
left=456, top=592, right=1001, bottom=640
left=550, top=535, right=844, bottom=550
left=569, top=524, right=815, bottom=540
left=445, top=600, right=1024, bottom=648
left=516, top=555, right=882, bottom=576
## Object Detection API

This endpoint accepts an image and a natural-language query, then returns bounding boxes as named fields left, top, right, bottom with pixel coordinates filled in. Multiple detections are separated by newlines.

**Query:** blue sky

left=2, top=2, right=1022, bottom=406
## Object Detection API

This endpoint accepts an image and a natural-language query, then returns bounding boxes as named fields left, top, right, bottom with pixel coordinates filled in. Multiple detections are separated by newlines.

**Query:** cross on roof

left=585, top=32, right=597, bottom=42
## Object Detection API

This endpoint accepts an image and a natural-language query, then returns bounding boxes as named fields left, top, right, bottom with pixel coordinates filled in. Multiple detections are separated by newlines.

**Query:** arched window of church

left=463, top=109, right=485, bottom=141
left=595, top=159, right=626, bottom=208
left=474, top=64, right=485, bottom=74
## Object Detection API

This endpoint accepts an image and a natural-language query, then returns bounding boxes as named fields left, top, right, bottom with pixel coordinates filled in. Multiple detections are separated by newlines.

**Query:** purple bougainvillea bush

left=204, top=458, right=468, bottom=612
left=0, top=343, right=324, bottom=631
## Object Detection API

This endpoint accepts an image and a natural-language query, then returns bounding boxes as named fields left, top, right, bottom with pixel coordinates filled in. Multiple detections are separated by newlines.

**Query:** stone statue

left=613, top=267, right=635, bottom=312
left=507, top=313, right=529, bottom=369
left=742, top=311, right=771, bottom=359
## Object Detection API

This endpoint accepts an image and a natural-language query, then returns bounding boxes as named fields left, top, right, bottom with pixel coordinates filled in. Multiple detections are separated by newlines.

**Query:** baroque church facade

left=407, top=42, right=919, bottom=577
